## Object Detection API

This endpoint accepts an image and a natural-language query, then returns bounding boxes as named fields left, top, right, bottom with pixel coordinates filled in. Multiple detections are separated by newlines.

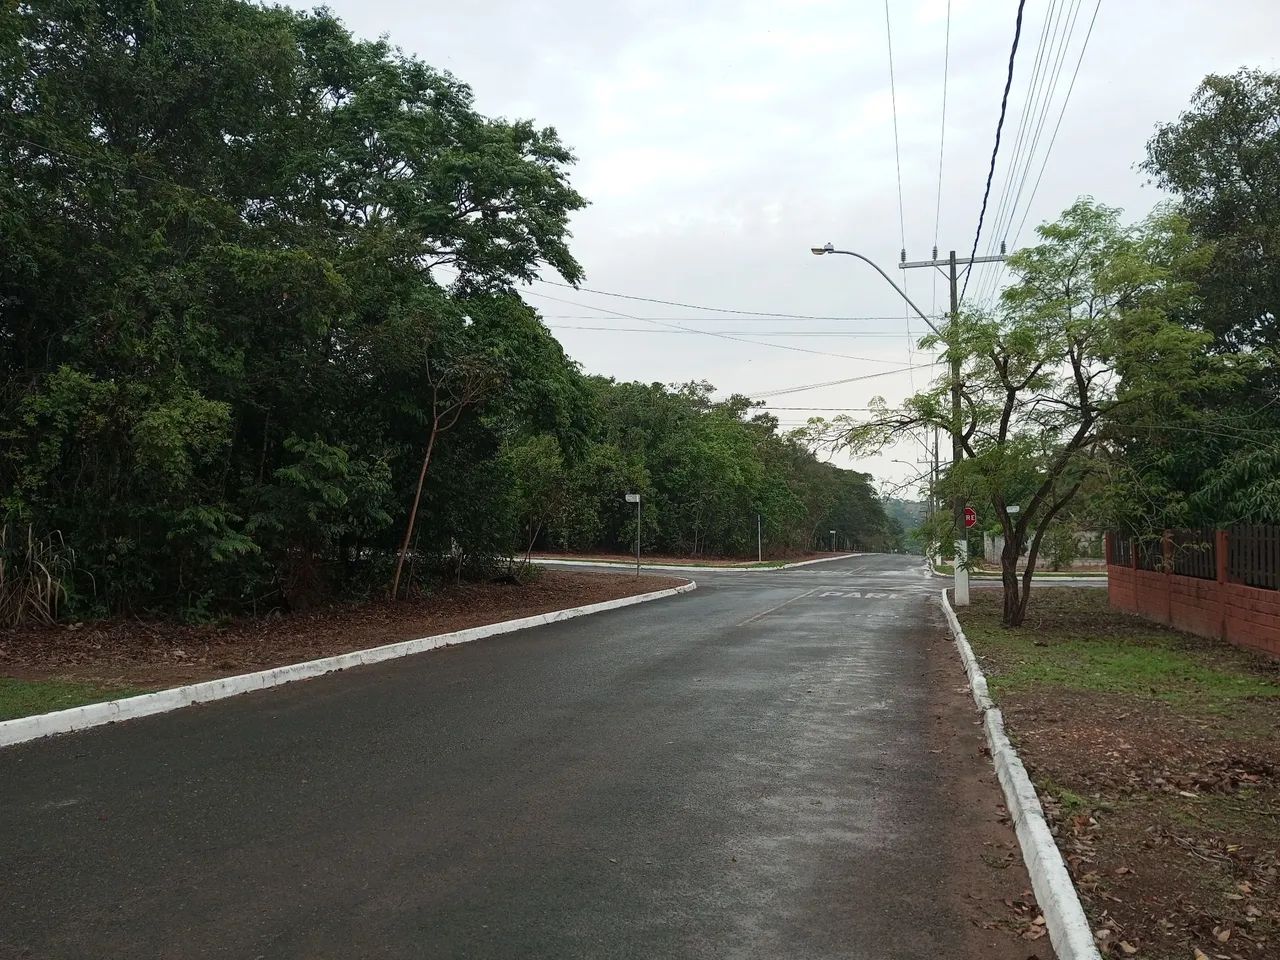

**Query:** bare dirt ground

left=961, top=588, right=1280, bottom=960
left=0, top=570, right=687, bottom=689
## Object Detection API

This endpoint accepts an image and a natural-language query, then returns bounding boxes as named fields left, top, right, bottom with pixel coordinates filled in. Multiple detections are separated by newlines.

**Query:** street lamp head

left=810, top=242, right=834, bottom=256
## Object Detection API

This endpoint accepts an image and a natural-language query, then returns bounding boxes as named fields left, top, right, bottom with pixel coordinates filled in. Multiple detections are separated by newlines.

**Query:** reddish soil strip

left=0, top=570, right=687, bottom=689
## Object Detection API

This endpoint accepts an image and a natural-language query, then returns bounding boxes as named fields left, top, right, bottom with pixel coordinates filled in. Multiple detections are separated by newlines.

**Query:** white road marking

left=812, top=591, right=898, bottom=599
left=734, top=588, right=819, bottom=627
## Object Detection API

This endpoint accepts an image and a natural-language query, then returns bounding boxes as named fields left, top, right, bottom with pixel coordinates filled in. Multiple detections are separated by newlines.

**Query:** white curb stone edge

left=533, top=553, right=859, bottom=573
left=940, top=589, right=1102, bottom=960
left=0, top=581, right=698, bottom=750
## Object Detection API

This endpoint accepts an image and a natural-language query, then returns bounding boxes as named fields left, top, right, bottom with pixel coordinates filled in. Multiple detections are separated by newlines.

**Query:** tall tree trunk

left=1013, top=565, right=1035, bottom=625
left=523, top=520, right=543, bottom=564
left=1001, top=535, right=1022, bottom=626
left=390, top=420, right=439, bottom=599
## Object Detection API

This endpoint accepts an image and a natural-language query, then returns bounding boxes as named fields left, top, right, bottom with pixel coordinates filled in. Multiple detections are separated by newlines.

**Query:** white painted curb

left=533, top=554, right=860, bottom=573
left=0, top=581, right=698, bottom=750
left=940, top=590, right=1101, bottom=960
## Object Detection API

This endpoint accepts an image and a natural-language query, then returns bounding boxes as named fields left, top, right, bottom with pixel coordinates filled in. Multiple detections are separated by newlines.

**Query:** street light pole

left=636, top=497, right=641, bottom=578
left=810, top=243, right=1003, bottom=606
left=625, top=492, right=642, bottom=577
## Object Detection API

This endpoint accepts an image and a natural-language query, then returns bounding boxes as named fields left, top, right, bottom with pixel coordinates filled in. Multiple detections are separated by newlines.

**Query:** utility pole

left=757, top=513, right=762, bottom=563
left=932, top=426, right=940, bottom=532
left=899, top=248, right=1005, bottom=606
left=809, top=242, right=1004, bottom=604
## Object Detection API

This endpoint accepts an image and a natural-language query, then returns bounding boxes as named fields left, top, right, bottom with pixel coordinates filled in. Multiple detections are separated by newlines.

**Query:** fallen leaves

left=982, top=689, right=1280, bottom=960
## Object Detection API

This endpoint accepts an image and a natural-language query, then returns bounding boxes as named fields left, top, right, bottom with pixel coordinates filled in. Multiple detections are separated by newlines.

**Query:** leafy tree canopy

left=834, top=200, right=1226, bottom=625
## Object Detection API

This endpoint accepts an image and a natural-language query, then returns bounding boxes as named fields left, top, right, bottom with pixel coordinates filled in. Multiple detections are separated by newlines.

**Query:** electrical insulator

left=899, top=248, right=906, bottom=264
left=1000, top=239, right=1007, bottom=255
left=932, top=245, right=938, bottom=260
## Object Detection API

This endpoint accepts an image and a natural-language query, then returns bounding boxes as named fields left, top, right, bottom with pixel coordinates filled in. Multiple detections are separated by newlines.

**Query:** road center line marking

left=734, top=588, right=819, bottom=627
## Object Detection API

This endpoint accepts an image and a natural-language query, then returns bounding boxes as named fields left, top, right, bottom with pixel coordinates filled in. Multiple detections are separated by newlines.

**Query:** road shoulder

left=0, top=571, right=692, bottom=743
left=928, top=602, right=1062, bottom=958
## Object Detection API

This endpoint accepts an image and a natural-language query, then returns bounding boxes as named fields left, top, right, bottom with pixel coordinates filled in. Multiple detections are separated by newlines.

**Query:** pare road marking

left=815, top=590, right=897, bottom=599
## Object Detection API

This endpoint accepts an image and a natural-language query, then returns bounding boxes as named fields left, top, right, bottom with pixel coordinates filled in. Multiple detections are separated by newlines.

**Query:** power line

left=978, top=0, right=1099, bottom=307
left=931, top=0, right=952, bottom=318
left=527, top=276, right=875, bottom=320
left=884, top=0, right=907, bottom=255
left=537, top=314, right=928, bottom=323
left=762, top=406, right=878, bottom=411
left=970, top=0, right=1066, bottom=305
left=1002, top=0, right=1084, bottom=239
left=883, top=0, right=915, bottom=382
left=959, top=0, right=1028, bottom=305
left=751, top=366, right=935, bottom=399
left=519, top=287, right=908, bottom=365
left=1008, top=0, right=1103, bottom=250
left=435, top=266, right=929, bottom=362
left=980, top=0, right=1084, bottom=305
left=546, top=325, right=926, bottom=337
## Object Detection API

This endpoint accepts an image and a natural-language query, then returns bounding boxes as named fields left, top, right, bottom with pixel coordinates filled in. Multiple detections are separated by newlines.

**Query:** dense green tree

left=0, top=0, right=586, bottom=617
left=841, top=201, right=1222, bottom=625
left=537, top=378, right=895, bottom=559
left=1119, top=68, right=1280, bottom=525
left=0, top=0, right=899, bottom=624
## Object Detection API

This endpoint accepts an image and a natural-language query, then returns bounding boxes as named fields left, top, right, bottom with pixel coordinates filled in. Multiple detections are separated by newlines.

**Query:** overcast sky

left=311, top=0, right=1279, bottom=497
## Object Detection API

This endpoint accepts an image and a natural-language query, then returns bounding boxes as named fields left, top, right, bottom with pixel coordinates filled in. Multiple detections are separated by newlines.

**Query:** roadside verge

left=941, top=589, right=1102, bottom=960
left=0, top=580, right=696, bottom=750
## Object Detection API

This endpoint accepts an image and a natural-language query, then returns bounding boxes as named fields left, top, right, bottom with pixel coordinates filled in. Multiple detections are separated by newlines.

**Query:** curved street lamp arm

left=821, top=249, right=943, bottom=337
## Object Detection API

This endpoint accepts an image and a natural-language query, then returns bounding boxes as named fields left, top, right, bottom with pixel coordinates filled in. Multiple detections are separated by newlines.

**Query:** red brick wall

left=1225, top=583, right=1280, bottom=658
left=1107, top=563, right=1280, bottom=658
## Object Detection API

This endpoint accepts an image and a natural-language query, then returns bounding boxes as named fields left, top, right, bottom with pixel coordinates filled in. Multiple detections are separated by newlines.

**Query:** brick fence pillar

left=1162, top=530, right=1174, bottom=625
left=1216, top=529, right=1230, bottom=641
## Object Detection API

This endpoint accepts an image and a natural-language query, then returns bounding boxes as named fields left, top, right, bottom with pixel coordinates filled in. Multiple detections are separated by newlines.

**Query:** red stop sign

left=963, top=506, right=977, bottom=528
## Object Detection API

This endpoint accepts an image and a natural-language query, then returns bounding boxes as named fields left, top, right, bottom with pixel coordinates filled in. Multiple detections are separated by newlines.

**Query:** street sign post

left=963, top=506, right=977, bottom=528
left=625, top=494, right=641, bottom=576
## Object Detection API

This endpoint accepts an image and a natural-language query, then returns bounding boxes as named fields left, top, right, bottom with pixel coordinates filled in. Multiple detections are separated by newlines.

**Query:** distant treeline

left=0, top=0, right=896, bottom=621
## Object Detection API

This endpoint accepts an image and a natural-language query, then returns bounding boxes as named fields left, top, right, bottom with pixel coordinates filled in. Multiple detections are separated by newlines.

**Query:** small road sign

left=963, top=506, right=977, bottom=528
left=625, top=493, right=640, bottom=504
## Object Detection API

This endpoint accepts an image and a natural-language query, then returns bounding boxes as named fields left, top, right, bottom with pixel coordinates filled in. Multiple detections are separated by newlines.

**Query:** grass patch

left=972, top=569, right=1106, bottom=578
left=960, top=589, right=1280, bottom=715
left=0, top=676, right=142, bottom=722
left=1038, top=777, right=1092, bottom=813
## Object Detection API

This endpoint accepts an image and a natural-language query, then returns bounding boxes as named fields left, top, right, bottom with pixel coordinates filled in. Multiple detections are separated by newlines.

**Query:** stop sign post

left=963, top=506, right=977, bottom=529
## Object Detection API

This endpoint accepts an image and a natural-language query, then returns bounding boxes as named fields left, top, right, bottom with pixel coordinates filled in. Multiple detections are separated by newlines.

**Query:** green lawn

left=0, top=677, right=143, bottom=722
left=957, top=587, right=1280, bottom=957
left=960, top=589, right=1280, bottom=716
left=934, top=562, right=1104, bottom=578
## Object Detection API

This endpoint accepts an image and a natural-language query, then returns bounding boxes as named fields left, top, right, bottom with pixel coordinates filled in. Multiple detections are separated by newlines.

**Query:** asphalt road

left=2, top=554, right=1025, bottom=959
